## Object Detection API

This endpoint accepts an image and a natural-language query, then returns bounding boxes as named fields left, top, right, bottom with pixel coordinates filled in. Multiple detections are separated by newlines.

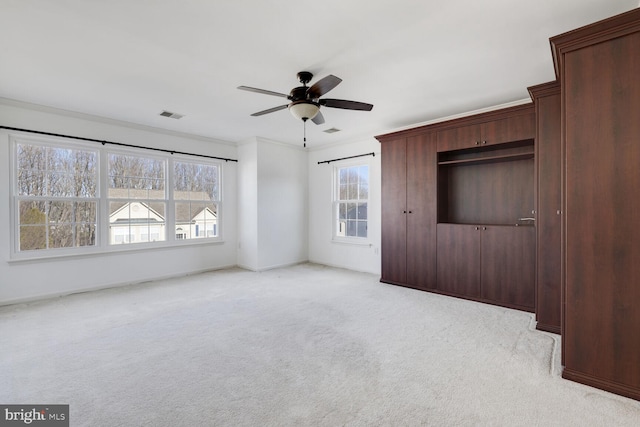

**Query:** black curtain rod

left=318, top=152, right=375, bottom=165
left=0, top=125, right=238, bottom=162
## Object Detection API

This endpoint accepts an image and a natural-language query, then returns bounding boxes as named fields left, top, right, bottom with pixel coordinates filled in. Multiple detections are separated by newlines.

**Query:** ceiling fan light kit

left=288, top=101, right=320, bottom=121
left=238, top=71, right=373, bottom=145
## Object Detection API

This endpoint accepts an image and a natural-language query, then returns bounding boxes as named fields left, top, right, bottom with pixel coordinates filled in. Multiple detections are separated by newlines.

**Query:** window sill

left=7, top=238, right=226, bottom=264
left=331, top=238, right=371, bottom=247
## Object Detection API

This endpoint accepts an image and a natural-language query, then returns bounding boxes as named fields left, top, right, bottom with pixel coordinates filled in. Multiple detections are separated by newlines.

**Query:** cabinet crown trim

left=376, top=103, right=534, bottom=143
left=550, top=8, right=640, bottom=79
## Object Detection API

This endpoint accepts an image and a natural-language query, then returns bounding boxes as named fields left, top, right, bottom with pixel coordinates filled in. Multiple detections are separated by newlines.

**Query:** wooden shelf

left=438, top=152, right=534, bottom=166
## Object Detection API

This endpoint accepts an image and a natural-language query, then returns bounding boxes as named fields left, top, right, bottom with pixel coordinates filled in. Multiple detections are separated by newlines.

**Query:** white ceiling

left=1, top=0, right=637, bottom=148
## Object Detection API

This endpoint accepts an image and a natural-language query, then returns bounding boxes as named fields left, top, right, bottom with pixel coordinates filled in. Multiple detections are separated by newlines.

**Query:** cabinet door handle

left=475, top=141, right=479, bottom=145
left=482, top=140, right=487, bottom=145
left=403, top=210, right=407, bottom=214
left=408, top=211, right=413, bottom=214
left=483, top=227, right=487, bottom=230
left=475, top=226, right=479, bottom=230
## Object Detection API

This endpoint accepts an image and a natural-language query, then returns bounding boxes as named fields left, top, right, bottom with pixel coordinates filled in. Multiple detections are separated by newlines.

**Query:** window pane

left=17, top=170, right=46, bottom=196
left=359, top=166, right=369, bottom=199
left=49, top=201, right=74, bottom=224
left=75, top=202, right=97, bottom=224
left=108, top=201, right=166, bottom=245
left=357, top=221, right=367, bottom=238
left=346, top=220, right=357, bottom=237
left=48, top=173, right=75, bottom=197
left=17, top=144, right=46, bottom=171
left=20, top=225, right=46, bottom=250
left=339, top=168, right=348, bottom=186
left=108, top=154, right=165, bottom=199
left=174, top=161, right=219, bottom=201
left=357, top=203, right=367, bottom=220
left=339, top=183, right=348, bottom=200
left=338, top=203, right=347, bottom=220
left=49, top=224, right=74, bottom=248
left=347, top=202, right=357, bottom=219
left=76, top=224, right=96, bottom=247
left=19, top=201, right=47, bottom=225
left=72, top=150, right=98, bottom=197
left=175, top=201, right=217, bottom=239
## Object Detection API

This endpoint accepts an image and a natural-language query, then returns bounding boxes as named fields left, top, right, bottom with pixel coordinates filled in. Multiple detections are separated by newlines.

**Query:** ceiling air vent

left=159, top=110, right=184, bottom=119
left=323, top=127, right=341, bottom=134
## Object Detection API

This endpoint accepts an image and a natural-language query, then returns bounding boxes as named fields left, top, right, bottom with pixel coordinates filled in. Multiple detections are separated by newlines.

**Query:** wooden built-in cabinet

left=528, top=82, right=562, bottom=334
left=377, top=104, right=536, bottom=311
left=436, top=123, right=536, bottom=311
left=551, top=8, right=640, bottom=401
left=380, top=133, right=437, bottom=290
left=437, top=113, right=535, bottom=152
left=437, top=223, right=535, bottom=310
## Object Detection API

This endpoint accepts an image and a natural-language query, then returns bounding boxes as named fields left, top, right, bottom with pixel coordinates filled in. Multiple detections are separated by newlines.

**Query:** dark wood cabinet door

left=381, top=138, right=407, bottom=285
left=481, top=113, right=535, bottom=146
left=563, top=29, right=640, bottom=397
left=436, top=224, right=480, bottom=297
left=436, top=124, right=480, bottom=152
left=534, top=87, right=561, bottom=333
left=406, top=133, right=437, bottom=290
left=480, top=226, right=535, bottom=311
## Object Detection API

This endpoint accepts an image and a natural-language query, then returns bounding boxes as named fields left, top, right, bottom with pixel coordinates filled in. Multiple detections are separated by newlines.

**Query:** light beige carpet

left=1, top=263, right=639, bottom=426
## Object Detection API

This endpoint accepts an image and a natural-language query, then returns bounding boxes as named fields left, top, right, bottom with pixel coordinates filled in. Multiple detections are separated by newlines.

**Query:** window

left=15, top=141, right=98, bottom=251
left=108, top=153, right=166, bottom=245
left=173, top=160, right=220, bottom=240
left=11, top=136, right=224, bottom=258
left=334, top=163, right=368, bottom=239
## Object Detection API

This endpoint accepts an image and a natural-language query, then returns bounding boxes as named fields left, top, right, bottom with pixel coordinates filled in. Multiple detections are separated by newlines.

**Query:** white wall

left=237, top=137, right=308, bottom=271
left=236, top=139, right=259, bottom=269
left=0, top=100, right=238, bottom=305
left=307, top=138, right=381, bottom=275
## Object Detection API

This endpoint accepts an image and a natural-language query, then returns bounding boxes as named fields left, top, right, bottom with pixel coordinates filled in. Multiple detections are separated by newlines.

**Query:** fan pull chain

left=303, top=119, right=307, bottom=148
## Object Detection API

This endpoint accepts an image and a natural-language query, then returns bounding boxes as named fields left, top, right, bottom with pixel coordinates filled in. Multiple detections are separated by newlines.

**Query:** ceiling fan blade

left=238, top=86, right=289, bottom=98
left=250, top=104, right=289, bottom=116
left=311, top=111, right=325, bottom=125
left=307, top=75, right=342, bottom=99
left=319, top=98, right=374, bottom=111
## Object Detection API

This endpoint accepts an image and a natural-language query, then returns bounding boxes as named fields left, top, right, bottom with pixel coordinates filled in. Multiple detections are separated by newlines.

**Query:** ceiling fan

left=237, top=71, right=373, bottom=127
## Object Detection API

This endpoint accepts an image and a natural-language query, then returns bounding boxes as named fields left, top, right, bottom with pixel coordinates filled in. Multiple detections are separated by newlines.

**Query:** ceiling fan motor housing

left=289, top=86, right=309, bottom=101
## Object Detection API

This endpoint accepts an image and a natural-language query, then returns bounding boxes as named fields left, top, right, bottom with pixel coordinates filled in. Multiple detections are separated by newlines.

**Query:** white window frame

left=171, top=157, right=222, bottom=242
left=332, top=158, right=370, bottom=244
left=9, top=134, right=224, bottom=261
left=10, top=135, right=101, bottom=257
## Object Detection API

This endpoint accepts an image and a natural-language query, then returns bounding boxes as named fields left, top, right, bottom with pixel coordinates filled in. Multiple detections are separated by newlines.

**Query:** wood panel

left=406, top=133, right=437, bottom=290
left=481, top=113, right=535, bottom=146
left=436, top=124, right=480, bottom=152
left=380, top=138, right=407, bottom=285
left=530, top=83, right=562, bottom=334
left=440, top=158, right=534, bottom=225
left=480, top=226, right=535, bottom=310
left=436, top=224, right=480, bottom=297
left=562, top=28, right=640, bottom=400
